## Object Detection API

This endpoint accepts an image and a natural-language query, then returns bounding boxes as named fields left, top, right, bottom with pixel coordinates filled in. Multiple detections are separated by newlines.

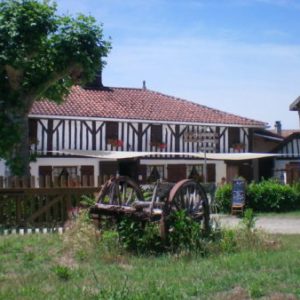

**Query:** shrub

left=241, top=208, right=256, bottom=231
left=117, top=217, right=162, bottom=254
left=215, top=179, right=300, bottom=213
left=116, top=211, right=207, bottom=254
left=167, top=210, right=204, bottom=253
left=215, top=183, right=232, bottom=213
left=247, top=179, right=298, bottom=212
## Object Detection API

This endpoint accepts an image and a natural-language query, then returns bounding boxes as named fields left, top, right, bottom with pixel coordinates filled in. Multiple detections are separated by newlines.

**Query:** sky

left=55, top=0, right=300, bottom=129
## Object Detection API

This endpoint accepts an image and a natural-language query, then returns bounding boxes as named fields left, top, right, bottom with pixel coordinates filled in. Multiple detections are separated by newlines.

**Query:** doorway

left=118, top=160, right=139, bottom=181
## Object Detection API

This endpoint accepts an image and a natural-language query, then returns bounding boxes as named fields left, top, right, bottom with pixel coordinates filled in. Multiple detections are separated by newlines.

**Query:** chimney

left=142, top=80, right=146, bottom=90
left=94, top=70, right=104, bottom=89
left=86, top=69, right=103, bottom=89
left=275, top=121, right=282, bottom=135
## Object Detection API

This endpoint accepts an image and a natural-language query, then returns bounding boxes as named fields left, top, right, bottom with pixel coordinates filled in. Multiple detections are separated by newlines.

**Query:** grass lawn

left=0, top=232, right=300, bottom=299
left=256, top=210, right=300, bottom=218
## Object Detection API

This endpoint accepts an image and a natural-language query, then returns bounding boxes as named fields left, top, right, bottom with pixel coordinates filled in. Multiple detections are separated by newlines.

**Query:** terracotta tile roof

left=30, top=86, right=266, bottom=127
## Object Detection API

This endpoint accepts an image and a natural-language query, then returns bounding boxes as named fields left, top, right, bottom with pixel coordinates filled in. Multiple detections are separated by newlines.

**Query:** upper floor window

left=228, top=127, right=240, bottom=148
left=106, top=122, right=118, bottom=142
left=150, top=124, right=162, bottom=146
left=28, top=119, right=38, bottom=144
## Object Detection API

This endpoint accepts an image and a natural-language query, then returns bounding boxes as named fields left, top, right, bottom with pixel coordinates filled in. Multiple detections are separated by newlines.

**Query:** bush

left=116, top=211, right=207, bottom=254
left=247, top=179, right=299, bottom=212
left=117, top=218, right=163, bottom=254
left=215, top=183, right=232, bottom=213
left=215, top=179, right=300, bottom=213
left=167, top=210, right=204, bottom=253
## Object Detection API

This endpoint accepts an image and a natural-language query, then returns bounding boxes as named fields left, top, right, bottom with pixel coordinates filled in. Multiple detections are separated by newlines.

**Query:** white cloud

left=103, top=36, right=300, bottom=128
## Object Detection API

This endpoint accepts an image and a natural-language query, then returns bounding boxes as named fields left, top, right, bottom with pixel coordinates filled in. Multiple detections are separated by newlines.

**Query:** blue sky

left=56, top=0, right=300, bottom=129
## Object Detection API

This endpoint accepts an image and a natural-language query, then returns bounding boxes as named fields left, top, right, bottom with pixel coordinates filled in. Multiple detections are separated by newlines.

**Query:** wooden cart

left=89, top=176, right=210, bottom=239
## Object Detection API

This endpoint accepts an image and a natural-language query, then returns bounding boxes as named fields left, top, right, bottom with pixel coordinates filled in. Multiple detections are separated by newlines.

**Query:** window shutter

left=39, top=166, right=52, bottom=187
left=151, top=125, right=162, bottom=144
left=228, top=127, right=240, bottom=148
left=207, top=164, right=216, bottom=182
left=81, top=165, right=94, bottom=186
left=167, top=165, right=186, bottom=182
left=106, top=122, right=118, bottom=141
left=29, top=119, right=37, bottom=143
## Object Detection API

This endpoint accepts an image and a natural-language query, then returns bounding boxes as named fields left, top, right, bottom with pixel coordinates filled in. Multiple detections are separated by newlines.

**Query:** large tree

left=0, top=0, right=111, bottom=176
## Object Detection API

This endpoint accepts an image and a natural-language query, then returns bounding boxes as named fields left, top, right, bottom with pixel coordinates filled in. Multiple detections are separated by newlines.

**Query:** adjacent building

left=271, top=98, right=300, bottom=184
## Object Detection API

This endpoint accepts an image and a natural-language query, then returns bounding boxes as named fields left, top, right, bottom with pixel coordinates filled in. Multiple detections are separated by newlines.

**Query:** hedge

left=215, top=179, right=300, bottom=213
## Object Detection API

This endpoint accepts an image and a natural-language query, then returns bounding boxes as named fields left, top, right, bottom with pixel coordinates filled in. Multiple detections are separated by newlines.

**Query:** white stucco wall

left=30, top=157, right=102, bottom=187
left=2, top=156, right=227, bottom=186
left=0, top=159, right=6, bottom=177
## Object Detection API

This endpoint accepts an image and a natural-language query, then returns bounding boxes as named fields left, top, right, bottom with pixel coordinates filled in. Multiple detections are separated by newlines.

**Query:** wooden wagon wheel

left=97, top=176, right=144, bottom=206
left=166, top=179, right=210, bottom=233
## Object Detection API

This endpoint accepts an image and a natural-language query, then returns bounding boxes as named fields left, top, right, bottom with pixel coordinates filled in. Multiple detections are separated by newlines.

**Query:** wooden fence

left=0, top=175, right=110, bottom=188
left=0, top=176, right=100, bottom=229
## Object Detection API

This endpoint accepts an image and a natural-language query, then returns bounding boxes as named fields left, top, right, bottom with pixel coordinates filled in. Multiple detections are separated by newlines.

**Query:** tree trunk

left=11, top=114, right=31, bottom=176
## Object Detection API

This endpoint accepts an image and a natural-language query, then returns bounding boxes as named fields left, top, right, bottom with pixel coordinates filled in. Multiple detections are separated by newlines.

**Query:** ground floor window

left=146, top=165, right=164, bottom=182
left=38, top=165, right=94, bottom=187
left=186, top=165, right=203, bottom=181
left=52, top=166, right=78, bottom=178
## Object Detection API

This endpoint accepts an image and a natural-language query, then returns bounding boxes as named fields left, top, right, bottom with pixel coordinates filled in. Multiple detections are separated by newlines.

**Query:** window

left=146, top=165, right=164, bottom=182
left=106, top=122, right=118, bottom=141
left=186, top=165, right=203, bottom=181
left=52, top=166, right=78, bottom=178
left=228, top=127, right=240, bottom=148
left=28, top=119, right=38, bottom=144
left=150, top=124, right=162, bottom=146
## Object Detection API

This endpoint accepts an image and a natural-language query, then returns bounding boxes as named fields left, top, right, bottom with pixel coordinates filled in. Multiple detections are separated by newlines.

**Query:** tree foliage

left=0, top=0, right=111, bottom=175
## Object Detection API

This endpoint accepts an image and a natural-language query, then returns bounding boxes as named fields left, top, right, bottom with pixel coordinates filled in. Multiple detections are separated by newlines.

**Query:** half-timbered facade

left=1, top=84, right=267, bottom=185
left=273, top=132, right=300, bottom=184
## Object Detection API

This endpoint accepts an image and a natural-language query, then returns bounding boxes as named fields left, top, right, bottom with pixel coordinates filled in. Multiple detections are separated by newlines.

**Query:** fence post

left=45, top=175, right=52, bottom=188
left=82, top=175, right=88, bottom=187
left=90, top=175, right=95, bottom=187
left=30, top=176, right=36, bottom=188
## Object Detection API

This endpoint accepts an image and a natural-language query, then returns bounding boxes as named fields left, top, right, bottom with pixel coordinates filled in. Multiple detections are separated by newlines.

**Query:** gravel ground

left=213, top=214, right=300, bottom=234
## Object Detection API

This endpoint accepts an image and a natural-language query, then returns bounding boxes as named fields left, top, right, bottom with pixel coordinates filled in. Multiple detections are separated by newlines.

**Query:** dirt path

left=214, top=215, right=300, bottom=234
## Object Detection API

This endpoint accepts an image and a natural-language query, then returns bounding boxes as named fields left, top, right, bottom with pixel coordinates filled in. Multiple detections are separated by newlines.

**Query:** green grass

left=256, top=210, right=300, bottom=218
left=0, top=233, right=300, bottom=299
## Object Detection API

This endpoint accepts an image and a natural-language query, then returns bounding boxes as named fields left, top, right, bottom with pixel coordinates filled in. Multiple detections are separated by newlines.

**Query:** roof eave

left=290, top=96, right=300, bottom=111
left=28, top=113, right=266, bottom=128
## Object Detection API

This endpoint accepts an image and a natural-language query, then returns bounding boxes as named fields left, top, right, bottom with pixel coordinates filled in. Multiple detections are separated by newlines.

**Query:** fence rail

left=0, top=175, right=110, bottom=188
left=0, top=176, right=100, bottom=228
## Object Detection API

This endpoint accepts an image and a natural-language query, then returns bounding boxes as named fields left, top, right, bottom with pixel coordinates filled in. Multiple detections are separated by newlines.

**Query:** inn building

left=0, top=81, right=267, bottom=186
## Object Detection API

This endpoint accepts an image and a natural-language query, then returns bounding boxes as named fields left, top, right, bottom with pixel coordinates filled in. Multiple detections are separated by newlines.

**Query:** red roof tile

left=30, top=86, right=266, bottom=127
